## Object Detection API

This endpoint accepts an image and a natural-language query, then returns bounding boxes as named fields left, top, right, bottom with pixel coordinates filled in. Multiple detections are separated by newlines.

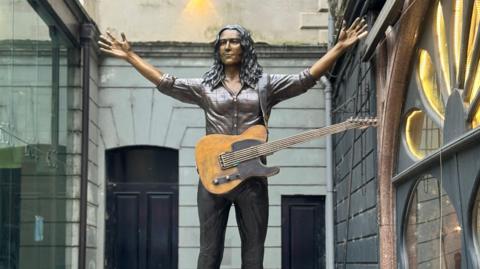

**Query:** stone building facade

left=0, top=0, right=333, bottom=268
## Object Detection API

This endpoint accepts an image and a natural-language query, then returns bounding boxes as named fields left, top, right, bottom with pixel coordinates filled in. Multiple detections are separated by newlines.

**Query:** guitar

left=195, top=117, right=377, bottom=195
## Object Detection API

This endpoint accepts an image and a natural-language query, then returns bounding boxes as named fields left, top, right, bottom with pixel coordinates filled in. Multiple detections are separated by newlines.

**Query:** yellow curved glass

left=466, top=1, right=480, bottom=80
left=469, top=1, right=480, bottom=128
left=472, top=63, right=480, bottom=102
left=418, top=50, right=445, bottom=119
left=473, top=109, right=480, bottom=128
left=408, top=0, right=480, bottom=154
left=406, top=110, right=426, bottom=159
left=436, top=3, right=451, bottom=91
left=405, top=110, right=443, bottom=159
left=454, top=0, right=463, bottom=71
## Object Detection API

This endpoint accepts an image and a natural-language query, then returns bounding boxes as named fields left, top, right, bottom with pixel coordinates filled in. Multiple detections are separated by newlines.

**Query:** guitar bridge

left=218, top=153, right=230, bottom=170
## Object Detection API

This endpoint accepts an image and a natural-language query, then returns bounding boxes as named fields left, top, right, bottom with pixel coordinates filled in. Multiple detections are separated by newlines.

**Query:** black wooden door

left=105, top=146, right=178, bottom=269
left=281, top=195, right=325, bottom=269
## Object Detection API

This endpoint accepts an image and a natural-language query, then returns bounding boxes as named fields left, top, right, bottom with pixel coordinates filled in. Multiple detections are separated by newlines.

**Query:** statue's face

left=218, top=30, right=243, bottom=66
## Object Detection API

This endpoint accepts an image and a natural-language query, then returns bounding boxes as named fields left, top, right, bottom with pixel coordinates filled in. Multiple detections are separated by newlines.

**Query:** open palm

left=98, top=32, right=131, bottom=59
left=337, top=18, right=368, bottom=49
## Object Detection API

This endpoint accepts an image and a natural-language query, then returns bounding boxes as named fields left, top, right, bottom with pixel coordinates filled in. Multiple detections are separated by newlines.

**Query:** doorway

left=105, top=146, right=179, bottom=269
left=282, top=195, right=325, bottom=269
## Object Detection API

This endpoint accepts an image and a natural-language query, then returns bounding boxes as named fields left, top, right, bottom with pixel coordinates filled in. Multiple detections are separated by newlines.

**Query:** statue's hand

left=337, top=17, right=368, bottom=49
left=98, top=31, right=132, bottom=60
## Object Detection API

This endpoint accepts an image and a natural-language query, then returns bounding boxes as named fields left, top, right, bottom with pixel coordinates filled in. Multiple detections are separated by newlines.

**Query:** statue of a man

left=98, top=19, right=367, bottom=269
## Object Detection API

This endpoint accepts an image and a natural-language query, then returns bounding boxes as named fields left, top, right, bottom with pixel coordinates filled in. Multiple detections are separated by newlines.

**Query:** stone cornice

left=130, top=42, right=327, bottom=59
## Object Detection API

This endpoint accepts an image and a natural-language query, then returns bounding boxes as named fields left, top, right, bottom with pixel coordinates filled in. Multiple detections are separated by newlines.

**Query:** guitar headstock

left=347, top=116, right=378, bottom=128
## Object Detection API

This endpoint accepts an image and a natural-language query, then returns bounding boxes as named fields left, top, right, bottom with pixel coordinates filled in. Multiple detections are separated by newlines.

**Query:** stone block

left=300, top=12, right=329, bottom=29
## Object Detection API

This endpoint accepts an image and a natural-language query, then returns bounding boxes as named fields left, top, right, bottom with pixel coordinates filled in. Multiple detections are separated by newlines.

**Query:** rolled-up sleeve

left=268, top=68, right=317, bottom=107
left=156, top=74, right=204, bottom=107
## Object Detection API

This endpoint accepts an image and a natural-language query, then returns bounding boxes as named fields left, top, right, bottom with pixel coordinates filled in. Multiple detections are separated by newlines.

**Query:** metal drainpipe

left=321, top=9, right=335, bottom=269
left=79, top=23, right=94, bottom=269
left=321, top=75, right=334, bottom=269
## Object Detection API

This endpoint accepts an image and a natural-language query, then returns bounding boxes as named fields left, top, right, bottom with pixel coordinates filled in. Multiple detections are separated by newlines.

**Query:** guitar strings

left=221, top=119, right=375, bottom=167
left=222, top=122, right=353, bottom=165
left=220, top=122, right=365, bottom=167
left=221, top=124, right=354, bottom=167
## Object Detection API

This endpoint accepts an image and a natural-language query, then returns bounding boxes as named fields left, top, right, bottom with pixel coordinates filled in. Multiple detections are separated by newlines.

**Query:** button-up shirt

left=156, top=69, right=317, bottom=135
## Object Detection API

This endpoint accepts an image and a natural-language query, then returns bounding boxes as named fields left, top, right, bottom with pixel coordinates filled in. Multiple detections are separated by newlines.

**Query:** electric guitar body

left=195, top=125, right=279, bottom=195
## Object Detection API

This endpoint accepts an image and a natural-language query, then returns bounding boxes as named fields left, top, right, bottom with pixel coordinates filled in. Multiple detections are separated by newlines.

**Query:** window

left=394, top=1, right=480, bottom=268
left=0, top=0, right=79, bottom=268
left=404, top=175, right=461, bottom=268
left=402, top=0, right=480, bottom=163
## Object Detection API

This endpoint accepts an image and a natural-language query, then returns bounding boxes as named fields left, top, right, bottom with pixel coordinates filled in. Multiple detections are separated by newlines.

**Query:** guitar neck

left=254, top=121, right=364, bottom=157
left=223, top=120, right=373, bottom=166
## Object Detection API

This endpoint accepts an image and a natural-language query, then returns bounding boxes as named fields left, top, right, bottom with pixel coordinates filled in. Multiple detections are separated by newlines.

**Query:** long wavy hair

left=202, top=25, right=263, bottom=87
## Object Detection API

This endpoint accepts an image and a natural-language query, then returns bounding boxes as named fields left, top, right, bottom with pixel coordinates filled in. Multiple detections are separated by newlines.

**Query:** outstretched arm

left=309, top=18, right=368, bottom=80
left=98, top=32, right=163, bottom=85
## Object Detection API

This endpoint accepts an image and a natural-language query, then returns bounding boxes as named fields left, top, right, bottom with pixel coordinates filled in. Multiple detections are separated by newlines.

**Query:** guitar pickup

left=213, top=173, right=241, bottom=185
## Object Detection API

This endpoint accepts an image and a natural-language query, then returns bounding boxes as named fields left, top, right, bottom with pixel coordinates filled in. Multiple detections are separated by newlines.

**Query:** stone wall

left=86, top=0, right=330, bottom=44
left=95, top=42, right=327, bottom=269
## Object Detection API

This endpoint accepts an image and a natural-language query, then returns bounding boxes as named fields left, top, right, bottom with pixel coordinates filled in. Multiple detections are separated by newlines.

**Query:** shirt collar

left=211, top=79, right=255, bottom=90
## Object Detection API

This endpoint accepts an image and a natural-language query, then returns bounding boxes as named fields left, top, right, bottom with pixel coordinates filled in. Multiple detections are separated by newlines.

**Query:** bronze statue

left=99, top=19, right=367, bottom=269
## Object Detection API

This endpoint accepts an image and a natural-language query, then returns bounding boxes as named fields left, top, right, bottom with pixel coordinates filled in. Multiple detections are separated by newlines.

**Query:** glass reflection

left=0, top=0, right=78, bottom=268
left=405, top=175, right=462, bottom=269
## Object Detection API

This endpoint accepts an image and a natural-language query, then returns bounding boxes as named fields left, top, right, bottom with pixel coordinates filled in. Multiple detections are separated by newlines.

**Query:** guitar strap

left=257, top=74, right=271, bottom=133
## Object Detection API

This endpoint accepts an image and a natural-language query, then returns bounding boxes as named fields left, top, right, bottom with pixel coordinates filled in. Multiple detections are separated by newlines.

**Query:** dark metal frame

left=361, top=0, right=403, bottom=62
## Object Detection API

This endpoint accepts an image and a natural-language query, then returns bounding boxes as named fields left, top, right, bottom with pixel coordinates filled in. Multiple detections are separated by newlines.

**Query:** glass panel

left=0, top=1, right=79, bottom=268
left=453, top=0, right=463, bottom=72
left=472, top=104, right=480, bottom=128
left=418, top=49, right=446, bottom=119
left=405, top=175, right=462, bottom=269
left=472, top=1, right=480, bottom=96
left=405, top=110, right=443, bottom=159
left=469, top=1, right=480, bottom=128
left=436, top=2, right=451, bottom=91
